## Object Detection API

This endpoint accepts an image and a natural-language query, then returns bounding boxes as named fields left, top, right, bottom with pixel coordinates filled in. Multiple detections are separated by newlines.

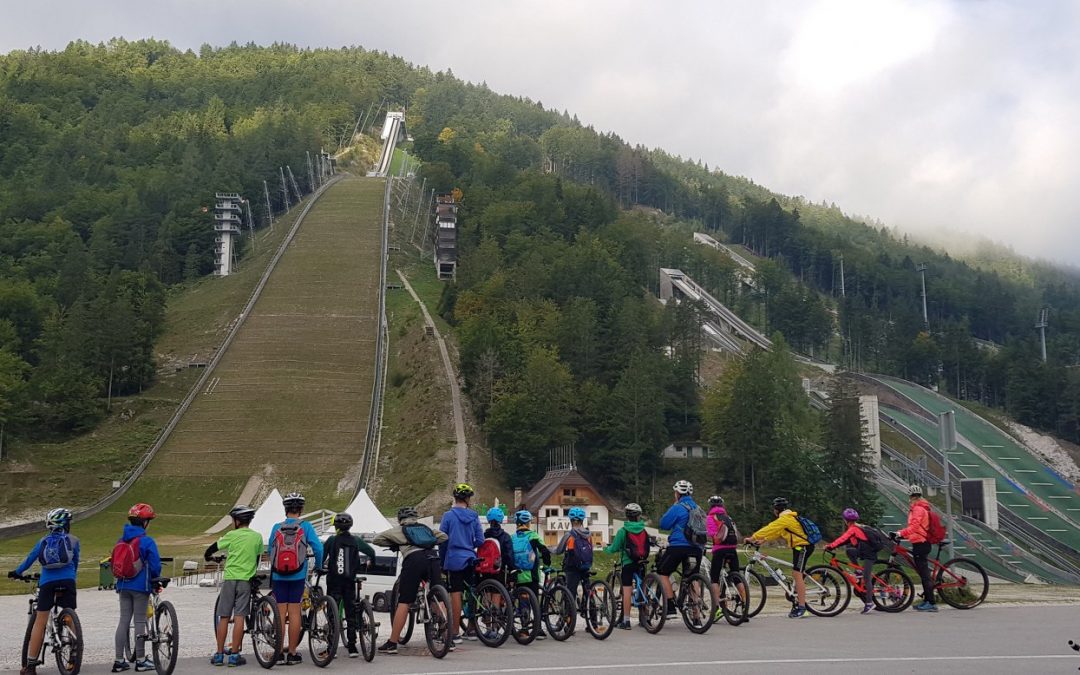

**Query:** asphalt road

left=4, top=598, right=1077, bottom=674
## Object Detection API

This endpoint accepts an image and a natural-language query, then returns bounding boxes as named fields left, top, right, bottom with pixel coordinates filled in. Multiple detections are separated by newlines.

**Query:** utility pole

left=838, top=253, right=846, bottom=298
left=286, top=166, right=303, bottom=203
left=279, top=167, right=290, bottom=212
left=1036, top=307, right=1049, bottom=363
left=263, top=180, right=275, bottom=232
left=306, top=151, right=317, bottom=192
left=939, top=410, right=957, bottom=560
left=917, top=263, right=929, bottom=327
left=243, top=198, right=256, bottom=253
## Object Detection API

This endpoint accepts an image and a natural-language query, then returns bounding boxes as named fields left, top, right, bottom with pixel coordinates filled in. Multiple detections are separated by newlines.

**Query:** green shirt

left=217, top=527, right=264, bottom=581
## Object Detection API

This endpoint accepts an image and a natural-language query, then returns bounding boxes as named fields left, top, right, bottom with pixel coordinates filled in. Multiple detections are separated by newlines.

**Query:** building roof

left=521, top=467, right=612, bottom=514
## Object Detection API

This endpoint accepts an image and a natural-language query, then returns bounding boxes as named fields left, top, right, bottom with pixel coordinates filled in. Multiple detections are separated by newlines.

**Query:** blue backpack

left=795, top=516, right=822, bottom=545
left=568, top=530, right=593, bottom=570
left=512, top=531, right=536, bottom=570
left=39, top=532, right=74, bottom=570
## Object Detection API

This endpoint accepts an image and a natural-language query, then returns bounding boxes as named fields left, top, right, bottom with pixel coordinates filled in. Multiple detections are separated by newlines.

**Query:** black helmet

left=708, top=495, right=724, bottom=508
left=397, top=506, right=419, bottom=522
left=772, top=497, right=789, bottom=511
left=333, top=512, right=353, bottom=531
left=229, top=505, right=256, bottom=523
left=282, top=492, right=305, bottom=511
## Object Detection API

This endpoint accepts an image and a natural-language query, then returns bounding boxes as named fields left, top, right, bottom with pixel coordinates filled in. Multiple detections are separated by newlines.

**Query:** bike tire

left=679, top=572, right=715, bottom=634
left=721, top=572, right=749, bottom=626
left=511, top=586, right=541, bottom=645
left=357, top=599, right=377, bottom=662
left=639, top=573, right=667, bottom=634
left=803, top=565, right=848, bottom=617
left=307, top=594, right=339, bottom=667
left=936, top=557, right=989, bottom=609
left=584, top=580, right=617, bottom=640
left=606, top=570, right=624, bottom=624
left=21, top=613, right=35, bottom=668
left=424, top=585, right=452, bottom=659
left=742, top=567, right=767, bottom=618
left=391, top=580, right=415, bottom=645
left=54, top=608, right=83, bottom=675
left=541, top=583, right=577, bottom=641
left=472, top=579, right=512, bottom=648
left=871, top=567, right=915, bottom=613
left=251, top=595, right=282, bottom=669
left=153, top=601, right=180, bottom=675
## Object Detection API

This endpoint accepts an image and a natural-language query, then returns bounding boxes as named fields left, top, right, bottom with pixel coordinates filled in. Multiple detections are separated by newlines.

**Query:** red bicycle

left=823, top=552, right=915, bottom=613
left=876, top=539, right=988, bottom=609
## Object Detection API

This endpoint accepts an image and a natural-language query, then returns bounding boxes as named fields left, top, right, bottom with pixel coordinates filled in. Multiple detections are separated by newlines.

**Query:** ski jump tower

left=214, top=192, right=244, bottom=276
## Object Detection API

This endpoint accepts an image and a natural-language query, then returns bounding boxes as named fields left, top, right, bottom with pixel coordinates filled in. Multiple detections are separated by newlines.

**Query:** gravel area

left=1005, top=420, right=1080, bottom=482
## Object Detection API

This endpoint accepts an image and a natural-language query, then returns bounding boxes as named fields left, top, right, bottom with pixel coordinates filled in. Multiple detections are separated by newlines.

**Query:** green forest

left=2, top=40, right=1079, bottom=521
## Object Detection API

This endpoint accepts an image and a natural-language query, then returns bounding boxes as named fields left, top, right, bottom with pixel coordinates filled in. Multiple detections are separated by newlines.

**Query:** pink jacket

left=707, top=506, right=737, bottom=552
left=899, top=499, right=931, bottom=544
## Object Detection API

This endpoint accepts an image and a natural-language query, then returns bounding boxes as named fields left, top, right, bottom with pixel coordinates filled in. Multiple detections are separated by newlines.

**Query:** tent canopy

left=250, top=488, right=285, bottom=544
left=320, top=489, right=392, bottom=538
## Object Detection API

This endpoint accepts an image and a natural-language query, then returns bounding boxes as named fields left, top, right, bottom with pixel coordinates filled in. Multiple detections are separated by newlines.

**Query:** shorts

left=444, top=568, right=472, bottom=593
left=397, top=551, right=440, bottom=606
left=709, top=550, right=741, bottom=583
left=657, top=546, right=702, bottom=576
left=620, top=561, right=644, bottom=586
left=37, top=580, right=77, bottom=612
left=216, top=580, right=251, bottom=618
left=791, top=545, right=815, bottom=573
left=272, top=579, right=305, bottom=604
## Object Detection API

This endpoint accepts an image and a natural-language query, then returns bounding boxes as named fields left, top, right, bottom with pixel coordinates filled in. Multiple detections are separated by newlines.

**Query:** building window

left=588, top=511, right=599, bottom=524
left=563, top=488, right=576, bottom=497
left=545, top=508, right=559, bottom=518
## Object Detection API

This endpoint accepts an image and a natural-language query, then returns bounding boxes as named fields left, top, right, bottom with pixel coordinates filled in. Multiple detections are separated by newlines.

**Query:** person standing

left=438, top=483, right=485, bottom=643
left=322, top=512, right=377, bottom=658
left=895, top=485, right=937, bottom=612
left=268, top=492, right=323, bottom=665
left=111, top=503, right=162, bottom=672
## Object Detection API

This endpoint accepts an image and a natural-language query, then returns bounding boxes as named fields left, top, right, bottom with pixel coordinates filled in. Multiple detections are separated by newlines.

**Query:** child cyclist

left=706, top=495, right=747, bottom=623
left=268, top=492, right=323, bottom=666
left=322, top=512, right=377, bottom=658
left=745, top=496, right=813, bottom=618
left=438, top=483, right=485, bottom=644
left=482, top=507, right=516, bottom=585
left=204, top=505, right=263, bottom=666
left=604, top=503, right=650, bottom=630
left=824, top=508, right=889, bottom=614
left=8, top=508, right=80, bottom=675
left=111, top=503, right=162, bottom=673
left=511, top=510, right=551, bottom=638
left=554, top=506, right=594, bottom=604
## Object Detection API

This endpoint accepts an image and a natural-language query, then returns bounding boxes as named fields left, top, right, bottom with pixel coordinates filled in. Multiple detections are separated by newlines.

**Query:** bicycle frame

left=744, top=547, right=831, bottom=598
left=887, top=542, right=965, bottom=590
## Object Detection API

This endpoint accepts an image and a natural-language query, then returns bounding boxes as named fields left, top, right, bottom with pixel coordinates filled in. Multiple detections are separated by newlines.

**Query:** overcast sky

left=4, top=1, right=1079, bottom=264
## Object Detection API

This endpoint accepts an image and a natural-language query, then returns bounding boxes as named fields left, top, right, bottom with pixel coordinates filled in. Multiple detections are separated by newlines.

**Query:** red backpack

left=475, top=539, right=502, bottom=575
left=926, top=509, right=947, bottom=545
left=111, top=536, right=144, bottom=581
left=625, top=530, right=650, bottom=563
left=271, top=522, right=307, bottom=575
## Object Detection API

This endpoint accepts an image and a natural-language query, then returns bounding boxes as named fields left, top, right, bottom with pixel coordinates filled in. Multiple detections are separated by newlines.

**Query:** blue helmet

left=568, top=507, right=587, bottom=522
left=486, top=507, right=505, bottom=523
left=514, top=510, right=533, bottom=525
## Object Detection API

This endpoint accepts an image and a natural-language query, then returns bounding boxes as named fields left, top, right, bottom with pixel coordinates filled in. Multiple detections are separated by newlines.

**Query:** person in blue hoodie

left=268, top=492, right=323, bottom=666
left=8, top=507, right=80, bottom=675
left=111, top=503, right=162, bottom=673
left=657, top=480, right=704, bottom=605
left=438, top=483, right=484, bottom=643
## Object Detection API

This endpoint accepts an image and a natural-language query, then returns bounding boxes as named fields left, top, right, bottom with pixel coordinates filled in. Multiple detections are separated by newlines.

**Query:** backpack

left=712, top=513, right=739, bottom=547
left=568, top=530, right=593, bottom=570
left=39, top=532, right=74, bottom=570
left=270, top=522, right=307, bottom=575
left=331, top=535, right=359, bottom=578
left=475, top=538, right=502, bottom=574
left=111, top=536, right=144, bottom=580
left=624, top=530, right=650, bottom=563
left=512, top=531, right=537, bottom=570
left=792, top=515, right=822, bottom=545
left=926, top=509, right=947, bottom=545
left=402, top=523, right=438, bottom=549
left=861, top=525, right=891, bottom=553
left=681, top=503, right=709, bottom=546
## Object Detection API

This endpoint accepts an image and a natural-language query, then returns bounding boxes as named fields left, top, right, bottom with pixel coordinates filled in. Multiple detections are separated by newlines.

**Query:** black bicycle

left=299, top=569, right=340, bottom=667
left=389, top=577, right=453, bottom=658
left=538, top=567, right=577, bottom=641
left=17, top=573, right=83, bottom=675
left=642, top=544, right=716, bottom=634
left=547, top=567, right=616, bottom=640
left=334, top=573, right=378, bottom=661
left=211, top=560, right=282, bottom=669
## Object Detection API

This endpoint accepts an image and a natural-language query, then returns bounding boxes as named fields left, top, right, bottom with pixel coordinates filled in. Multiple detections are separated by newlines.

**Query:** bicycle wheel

left=936, top=557, right=989, bottom=609
left=721, top=572, right=749, bottom=626
left=541, top=583, right=577, bottom=641
left=153, top=601, right=180, bottom=675
left=54, top=608, right=83, bottom=675
left=307, top=594, right=339, bottom=667
left=124, top=622, right=136, bottom=663
left=584, top=580, right=617, bottom=640
left=250, top=595, right=283, bottom=669
left=803, top=566, right=848, bottom=617
left=511, top=586, right=540, bottom=645
left=639, top=573, right=667, bottom=634
left=356, top=599, right=376, bottom=662
left=21, top=614, right=37, bottom=668
left=606, top=570, right=624, bottom=623
left=679, top=572, right=715, bottom=634
left=871, top=567, right=915, bottom=613
left=742, top=567, right=767, bottom=618
left=424, top=585, right=452, bottom=659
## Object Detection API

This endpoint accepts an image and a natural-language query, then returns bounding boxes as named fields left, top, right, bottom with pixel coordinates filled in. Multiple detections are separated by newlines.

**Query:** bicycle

left=332, top=573, right=378, bottom=661
left=121, top=577, right=179, bottom=675
left=210, top=559, right=283, bottom=669
left=547, top=567, right=616, bottom=640
left=606, top=559, right=665, bottom=631
left=505, top=577, right=541, bottom=645
left=460, top=571, right=513, bottom=647
left=298, top=568, right=340, bottom=667
left=878, top=537, right=989, bottom=609
left=389, top=577, right=453, bottom=658
left=538, top=566, right=577, bottom=641
left=641, top=543, right=716, bottom=634
left=17, top=573, right=83, bottom=675
left=741, top=544, right=845, bottom=617
left=711, top=563, right=749, bottom=626
left=822, top=551, right=914, bottom=614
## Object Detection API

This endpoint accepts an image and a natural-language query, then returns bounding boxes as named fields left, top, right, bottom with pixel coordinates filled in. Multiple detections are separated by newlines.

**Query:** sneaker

left=788, top=605, right=807, bottom=619
left=227, top=653, right=246, bottom=667
left=111, top=661, right=131, bottom=673
left=285, top=653, right=302, bottom=666
left=713, top=607, right=724, bottom=622
left=617, top=619, right=632, bottom=630
left=346, top=644, right=359, bottom=658
left=914, top=601, right=938, bottom=612
left=462, top=631, right=478, bottom=641
left=861, top=602, right=875, bottom=614
left=275, top=652, right=285, bottom=665
left=19, top=665, right=37, bottom=675
left=377, top=640, right=398, bottom=655
left=210, top=653, right=225, bottom=667
left=535, top=631, right=547, bottom=640
left=133, top=658, right=155, bottom=672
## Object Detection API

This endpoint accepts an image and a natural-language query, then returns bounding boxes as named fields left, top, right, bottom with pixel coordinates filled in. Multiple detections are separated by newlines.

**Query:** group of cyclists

left=6, top=478, right=948, bottom=672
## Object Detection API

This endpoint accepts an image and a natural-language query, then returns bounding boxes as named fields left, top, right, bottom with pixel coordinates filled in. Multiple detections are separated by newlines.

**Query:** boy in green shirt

left=204, top=505, right=263, bottom=666
left=604, top=503, right=650, bottom=630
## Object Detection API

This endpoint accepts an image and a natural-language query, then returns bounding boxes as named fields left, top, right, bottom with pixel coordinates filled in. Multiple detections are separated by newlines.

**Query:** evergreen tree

left=822, top=376, right=881, bottom=524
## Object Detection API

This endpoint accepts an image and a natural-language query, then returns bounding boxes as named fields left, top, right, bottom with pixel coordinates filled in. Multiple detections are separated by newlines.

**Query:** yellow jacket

left=750, top=510, right=810, bottom=548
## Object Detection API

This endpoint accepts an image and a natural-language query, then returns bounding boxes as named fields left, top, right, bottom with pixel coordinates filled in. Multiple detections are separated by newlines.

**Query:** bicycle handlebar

left=13, top=573, right=40, bottom=582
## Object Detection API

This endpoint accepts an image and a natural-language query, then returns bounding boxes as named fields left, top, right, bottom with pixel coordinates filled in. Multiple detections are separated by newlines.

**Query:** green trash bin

left=99, top=560, right=114, bottom=590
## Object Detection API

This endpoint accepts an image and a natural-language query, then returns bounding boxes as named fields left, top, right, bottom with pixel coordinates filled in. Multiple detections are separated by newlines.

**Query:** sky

left=3, top=0, right=1079, bottom=264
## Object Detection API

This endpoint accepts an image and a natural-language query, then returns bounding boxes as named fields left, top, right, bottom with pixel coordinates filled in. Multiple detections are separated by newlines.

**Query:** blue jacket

left=114, top=524, right=162, bottom=594
left=438, top=507, right=485, bottom=572
left=16, top=533, right=81, bottom=585
left=660, top=496, right=702, bottom=549
left=268, top=518, right=323, bottom=582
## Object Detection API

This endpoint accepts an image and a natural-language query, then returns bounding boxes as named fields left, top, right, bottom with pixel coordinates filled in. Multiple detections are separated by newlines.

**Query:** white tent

left=335, top=489, right=392, bottom=538
left=250, top=489, right=286, bottom=544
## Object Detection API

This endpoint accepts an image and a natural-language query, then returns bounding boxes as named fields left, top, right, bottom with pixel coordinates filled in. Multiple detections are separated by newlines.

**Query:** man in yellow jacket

left=745, top=497, right=813, bottom=618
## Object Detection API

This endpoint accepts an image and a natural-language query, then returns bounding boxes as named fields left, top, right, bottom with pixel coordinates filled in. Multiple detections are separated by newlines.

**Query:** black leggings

left=845, top=548, right=875, bottom=603
left=327, top=582, right=358, bottom=648
left=912, top=542, right=935, bottom=604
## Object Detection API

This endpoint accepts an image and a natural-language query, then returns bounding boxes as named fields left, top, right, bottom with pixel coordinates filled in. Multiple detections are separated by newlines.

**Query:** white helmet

left=673, top=480, right=693, bottom=495
left=908, top=484, right=923, bottom=497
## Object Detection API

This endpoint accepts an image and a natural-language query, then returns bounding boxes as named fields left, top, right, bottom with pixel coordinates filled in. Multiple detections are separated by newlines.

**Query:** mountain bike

left=298, top=569, right=340, bottom=667
left=641, top=544, right=717, bottom=634
left=506, top=578, right=541, bottom=645
left=712, top=565, right=749, bottom=626
left=333, top=573, right=377, bottom=661
left=460, top=571, right=513, bottom=647
left=741, top=544, right=845, bottom=617
left=878, top=538, right=989, bottom=609
left=538, top=567, right=577, bottom=641
left=822, top=551, right=914, bottom=613
left=547, top=567, right=616, bottom=640
left=606, top=559, right=665, bottom=631
left=17, top=574, right=83, bottom=675
left=210, top=560, right=282, bottom=669
left=121, top=577, right=179, bottom=675
left=389, top=577, right=452, bottom=658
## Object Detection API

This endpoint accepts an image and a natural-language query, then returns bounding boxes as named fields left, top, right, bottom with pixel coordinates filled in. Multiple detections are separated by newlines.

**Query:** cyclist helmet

left=673, top=480, right=693, bottom=495
left=772, top=497, right=789, bottom=511
left=332, top=512, right=354, bottom=531
left=624, top=503, right=642, bottom=518
left=908, top=484, right=923, bottom=497
left=708, top=495, right=724, bottom=507
left=229, top=505, right=256, bottom=524
left=45, top=507, right=72, bottom=532
left=514, top=510, right=533, bottom=525
left=486, top=507, right=505, bottom=523
left=452, top=483, right=475, bottom=500
left=282, top=492, right=305, bottom=511
left=567, top=507, right=587, bottom=522
left=397, top=506, right=419, bottom=522
left=128, top=503, right=156, bottom=521
left=842, top=508, right=860, bottom=522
